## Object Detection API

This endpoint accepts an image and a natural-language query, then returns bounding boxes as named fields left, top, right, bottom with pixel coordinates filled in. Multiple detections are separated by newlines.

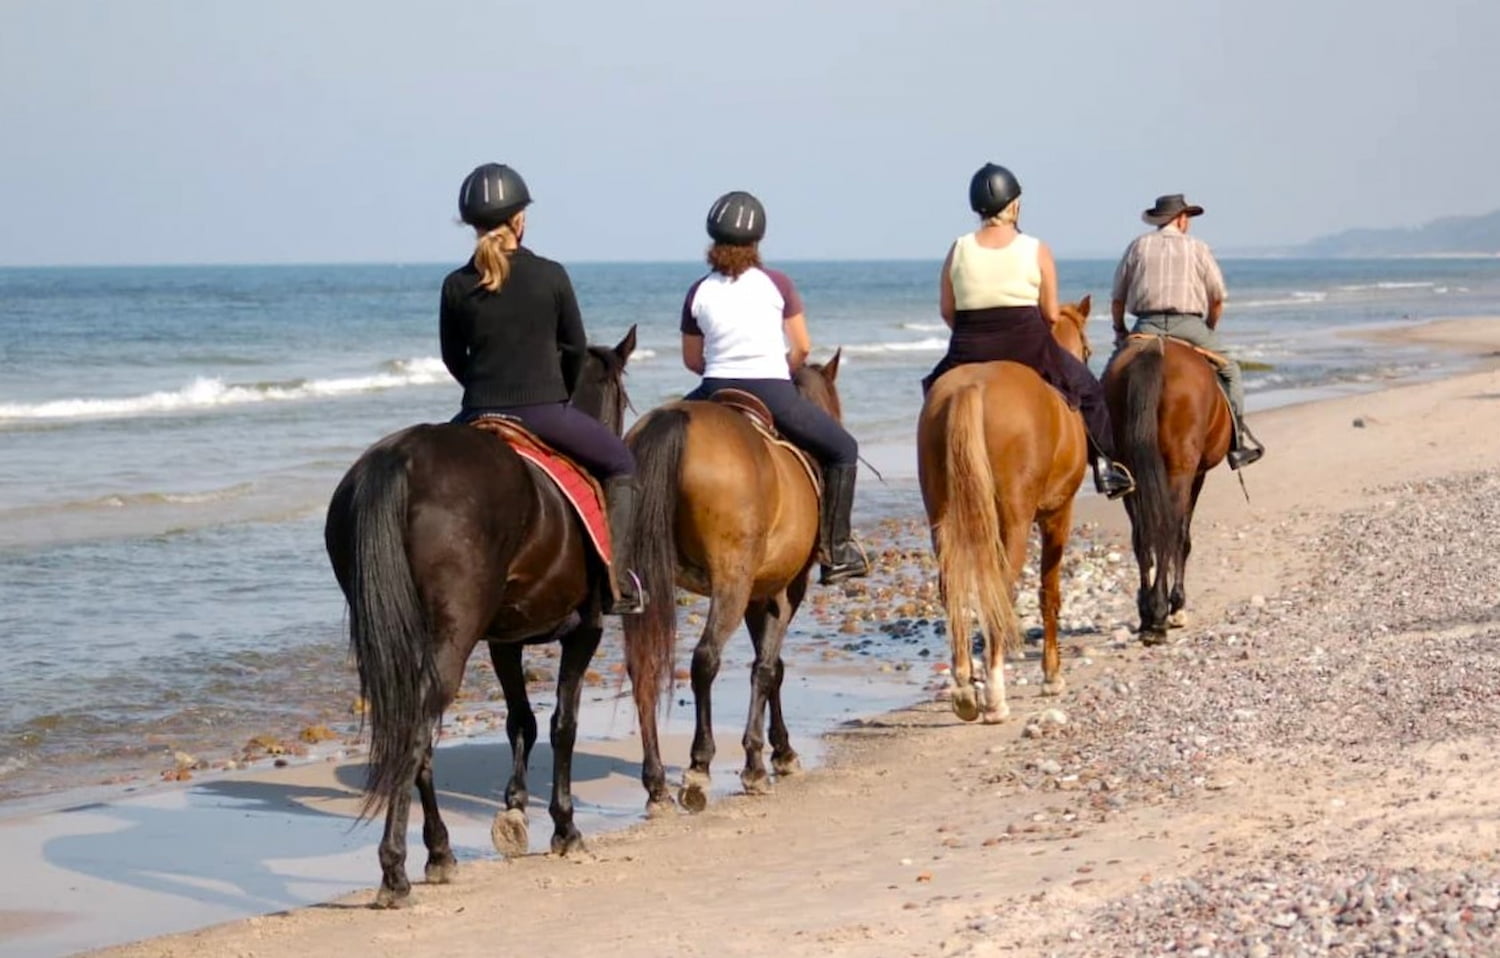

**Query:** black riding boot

left=1087, top=437, right=1136, bottom=500
left=818, top=464, right=869, bottom=585
left=603, top=476, right=646, bottom=615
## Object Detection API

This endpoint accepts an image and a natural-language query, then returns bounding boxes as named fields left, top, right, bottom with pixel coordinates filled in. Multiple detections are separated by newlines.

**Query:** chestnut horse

left=621, top=356, right=845, bottom=815
left=916, top=298, right=1095, bottom=724
left=1103, top=336, right=1231, bottom=642
left=324, top=330, right=658, bottom=907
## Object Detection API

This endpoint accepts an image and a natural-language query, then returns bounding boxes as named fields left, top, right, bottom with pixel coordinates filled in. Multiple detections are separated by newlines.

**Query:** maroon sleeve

left=763, top=268, right=804, bottom=318
left=679, top=276, right=706, bottom=335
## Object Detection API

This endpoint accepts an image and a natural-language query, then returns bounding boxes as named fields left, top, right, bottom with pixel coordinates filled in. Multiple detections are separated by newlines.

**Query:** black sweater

left=439, top=248, right=588, bottom=408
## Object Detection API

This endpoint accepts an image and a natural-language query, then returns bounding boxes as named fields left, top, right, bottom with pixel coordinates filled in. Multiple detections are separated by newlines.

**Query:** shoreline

left=5, top=315, right=1500, bottom=956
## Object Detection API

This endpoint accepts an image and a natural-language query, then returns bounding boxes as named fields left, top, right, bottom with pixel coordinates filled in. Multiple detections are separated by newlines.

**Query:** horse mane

left=1055, top=297, right=1093, bottom=363
left=582, top=343, right=630, bottom=432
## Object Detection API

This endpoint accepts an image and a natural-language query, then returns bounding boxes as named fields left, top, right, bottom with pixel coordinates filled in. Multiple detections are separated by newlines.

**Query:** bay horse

left=1103, top=335, right=1231, bottom=643
left=323, top=328, right=659, bottom=907
left=916, top=297, right=1096, bottom=724
left=621, top=356, right=845, bottom=815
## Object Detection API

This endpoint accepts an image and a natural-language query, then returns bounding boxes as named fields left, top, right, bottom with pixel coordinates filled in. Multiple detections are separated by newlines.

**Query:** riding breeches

left=1130, top=314, right=1245, bottom=419
left=454, top=401, right=636, bottom=478
left=686, top=377, right=858, bottom=467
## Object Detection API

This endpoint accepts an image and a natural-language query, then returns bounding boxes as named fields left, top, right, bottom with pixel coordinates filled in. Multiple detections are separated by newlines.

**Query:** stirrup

left=819, top=540, right=870, bottom=585
left=1228, top=444, right=1264, bottom=470
left=1095, top=461, right=1136, bottom=500
left=605, top=570, right=647, bottom=615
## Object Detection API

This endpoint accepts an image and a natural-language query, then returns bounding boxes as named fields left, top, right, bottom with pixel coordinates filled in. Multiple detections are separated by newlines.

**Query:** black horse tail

left=1121, top=347, right=1177, bottom=619
left=621, top=408, right=687, bottom=721
left=333, top=443, right=441, bottom=818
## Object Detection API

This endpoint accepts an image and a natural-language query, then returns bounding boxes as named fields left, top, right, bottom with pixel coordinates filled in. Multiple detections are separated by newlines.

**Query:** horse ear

left=615, top=325, right=638, bottom=363
left=823, top=348, right=842, bottom=382
left=1077, top=294, right=1092, bottom=317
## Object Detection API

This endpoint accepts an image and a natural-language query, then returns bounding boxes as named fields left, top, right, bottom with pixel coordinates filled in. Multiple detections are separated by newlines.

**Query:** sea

left=3, top=256, right=1500, bottom=805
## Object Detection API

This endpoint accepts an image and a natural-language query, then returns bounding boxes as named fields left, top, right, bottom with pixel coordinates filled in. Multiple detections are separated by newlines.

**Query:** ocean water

left=3, top=257, right=1499, bottom=801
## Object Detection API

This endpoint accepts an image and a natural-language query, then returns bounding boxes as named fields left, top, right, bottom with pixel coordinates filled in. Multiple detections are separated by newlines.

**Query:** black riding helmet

left=458, top=163, right=532, bottom=230
left=968, top=163, right=1022, bottom=218
left=706, top=191, right=766, bottom=246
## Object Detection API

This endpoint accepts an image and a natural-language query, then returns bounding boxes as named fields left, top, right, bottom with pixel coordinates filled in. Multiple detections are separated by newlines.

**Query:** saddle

left=706, top=389, right=823, bottom=496
left=1126, top=332, right=1231, bottom=369
left=466, top=415, right=613, bottom=564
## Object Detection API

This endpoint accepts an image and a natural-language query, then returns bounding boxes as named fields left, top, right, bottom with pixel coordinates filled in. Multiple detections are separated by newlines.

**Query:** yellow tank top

left=949, top=232, right=1041, bottom=309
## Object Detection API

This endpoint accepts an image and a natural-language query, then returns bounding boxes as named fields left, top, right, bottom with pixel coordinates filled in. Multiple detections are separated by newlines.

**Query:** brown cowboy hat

left=1142, top=193, right=1205, bottom=226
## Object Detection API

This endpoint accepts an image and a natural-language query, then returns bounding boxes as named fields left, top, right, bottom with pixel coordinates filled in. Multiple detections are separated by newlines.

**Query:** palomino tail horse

left=324, top=330, right=638, bottom=907
left=1103, top=334, right=1232, bottom=643
left=621, top=357, right=845, bottom=815
left=917, top=298, right=1095, bottom=724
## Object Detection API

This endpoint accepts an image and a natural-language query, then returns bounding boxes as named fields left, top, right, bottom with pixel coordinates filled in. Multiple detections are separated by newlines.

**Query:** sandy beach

left=11, top=316, right=1498, bottom=956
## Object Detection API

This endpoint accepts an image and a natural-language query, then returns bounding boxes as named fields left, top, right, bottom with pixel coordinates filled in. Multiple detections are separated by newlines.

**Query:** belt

left=1135, top=310, right=1203, bottom=319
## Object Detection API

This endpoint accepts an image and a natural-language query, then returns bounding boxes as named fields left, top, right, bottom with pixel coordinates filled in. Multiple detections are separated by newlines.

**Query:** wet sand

left=14, top=316, right=1500, bottom=956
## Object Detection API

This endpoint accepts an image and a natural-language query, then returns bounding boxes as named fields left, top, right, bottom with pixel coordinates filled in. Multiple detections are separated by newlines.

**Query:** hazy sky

left=2, top=1, right=1497, bottom=265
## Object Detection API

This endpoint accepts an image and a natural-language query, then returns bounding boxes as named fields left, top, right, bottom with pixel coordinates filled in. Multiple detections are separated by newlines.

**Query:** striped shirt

left=1111, top=224, right=1227, bottom=317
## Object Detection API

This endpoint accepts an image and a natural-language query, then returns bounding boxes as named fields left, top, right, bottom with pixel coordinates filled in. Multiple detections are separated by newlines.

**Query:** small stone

left=1040, top=708, right=1068, bottom=726
left=1249, top=594, right=1267, bottom=607
left=1270, top=912, right=1299, bottom=928
left=1036, top=759, right=1063, bottom=776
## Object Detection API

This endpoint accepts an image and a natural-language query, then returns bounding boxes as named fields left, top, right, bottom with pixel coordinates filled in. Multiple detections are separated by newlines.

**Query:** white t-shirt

left=680, top=266, right=805, bottom=379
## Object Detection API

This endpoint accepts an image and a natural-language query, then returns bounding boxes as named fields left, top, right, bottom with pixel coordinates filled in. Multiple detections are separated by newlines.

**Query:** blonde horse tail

left=935, top=384, right=1019, bottom=709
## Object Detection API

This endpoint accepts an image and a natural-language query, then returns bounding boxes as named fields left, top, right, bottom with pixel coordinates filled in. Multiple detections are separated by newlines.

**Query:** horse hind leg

left=768, top=574, right=809, bottom=778
left=488, top=641, right=536, bottom=858
left=741, top=586, right=799, bottom=795
left=1168, top=473, right=1206, bottom=628
left=416, top=743, right=457, bottom=884
left=681, top=578, right=753, bottom=813
left=981, top=515, right=1029, bottom=723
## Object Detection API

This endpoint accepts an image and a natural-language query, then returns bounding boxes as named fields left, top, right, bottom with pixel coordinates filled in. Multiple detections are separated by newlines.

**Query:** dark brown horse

left=1103, top=335, right=1232, bottom=642
left=916, top=298, right=1095, bottom=723
left=620, top=356, right=845, bottom=815
left=323, top=329, right=648, bottom=907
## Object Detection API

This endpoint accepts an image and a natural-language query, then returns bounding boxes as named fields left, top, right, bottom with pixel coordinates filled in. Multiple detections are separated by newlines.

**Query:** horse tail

left=332, top=443, right=441, bottom=818
left=621, top=408, right=687, bottom=720
left=936, top=384, right=1020, bottom=660
left=1121, top=347, right=1178, bottom=584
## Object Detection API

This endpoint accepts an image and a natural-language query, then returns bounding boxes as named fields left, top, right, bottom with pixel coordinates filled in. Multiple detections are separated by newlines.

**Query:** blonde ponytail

left=474, top=222, right=520, bottom=292
left=984, top=198, right=1021, bottom=228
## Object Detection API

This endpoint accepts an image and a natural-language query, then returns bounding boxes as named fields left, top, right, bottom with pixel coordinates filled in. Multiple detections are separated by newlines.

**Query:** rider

left=1110, top=193, right=1265, bottom=469
left=924, top=163, right=1135, bottom=500
left=679, top=190, right=870, bottom=585
left=439, top=162, right=645, bottom=614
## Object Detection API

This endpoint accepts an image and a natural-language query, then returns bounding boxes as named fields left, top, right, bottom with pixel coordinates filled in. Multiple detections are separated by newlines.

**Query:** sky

left=2, top=0, right=1498, bottom=266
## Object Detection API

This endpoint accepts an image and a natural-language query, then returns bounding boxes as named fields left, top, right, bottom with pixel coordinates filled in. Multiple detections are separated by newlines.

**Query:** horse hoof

left=372, top=885, right=410, bottom=909
left=981, top=707, right=1010, bottom=725
left=424, top=857, right=458, bottom=885
left=1042, top=678, right=1066, bottom=697
left=773, top=754, right=803, bottom=777
left=679, top=782, right=709, bottom=813
left=646, top=796, right=678, bottom=819
left=741, top=769, right=773, bottom=796
left=1139, top=630, right=1169, bottom=647
left=490, top=808, right=529, bottom=858
left=1168, top=610, right=1190, bottom=629
left=952, top=687, right=981, bottom=722
left=550, top=830, right=587, bottom=857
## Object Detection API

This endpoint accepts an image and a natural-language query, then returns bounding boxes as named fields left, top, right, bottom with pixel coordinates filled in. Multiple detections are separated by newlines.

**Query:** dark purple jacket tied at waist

left=921, top=305, right=1083, bottom=407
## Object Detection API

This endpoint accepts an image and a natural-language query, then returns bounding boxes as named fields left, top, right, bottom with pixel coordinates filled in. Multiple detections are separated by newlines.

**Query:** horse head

left=570, top=325, right=637, bottom=436
left=1054, top=295, right=1093, bottom=364
left=793, top=348, right=844, bottom=422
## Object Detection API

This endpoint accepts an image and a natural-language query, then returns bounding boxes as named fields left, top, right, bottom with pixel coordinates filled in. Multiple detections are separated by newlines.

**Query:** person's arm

left=555, top=270, right=587, bottom=395
left=1110, top=244, right=1134, bottom=342
left=1037, top=241, right=1060, bottom=325
left=938, top=243, right=957, bottom=328
left=438, top=283, right=468, bottom=384
left=1201, top=244, right=1228, bottom=330
left=681, top=333, right=705, bottom=375
left=680, top=280, right=707, bottom=374
left=783, top=313, right=811, bottom=372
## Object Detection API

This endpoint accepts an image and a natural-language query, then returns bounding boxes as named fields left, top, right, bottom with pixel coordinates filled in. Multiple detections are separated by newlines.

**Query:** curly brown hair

left=706, top=243, right=762, bottom=278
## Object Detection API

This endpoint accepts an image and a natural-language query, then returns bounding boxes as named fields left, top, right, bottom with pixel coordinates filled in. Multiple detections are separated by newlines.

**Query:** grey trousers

left=1130, top=314, right=1244, bottom=420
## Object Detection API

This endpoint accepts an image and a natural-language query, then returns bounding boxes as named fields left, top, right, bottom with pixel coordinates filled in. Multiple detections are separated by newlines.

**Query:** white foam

left=1335, top=281, right=1437, bottom=292
left=0, top=358, right=452, bottom=422
left=842, top=338, right=949, bottom=354
left=899, top=322, right=948, bottom=332
left=1235, top=291, right=1329, bottom=309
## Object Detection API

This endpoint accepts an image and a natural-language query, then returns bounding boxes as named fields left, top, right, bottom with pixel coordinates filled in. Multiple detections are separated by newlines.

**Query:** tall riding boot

left=1086, top=437, right=1136, bottom=500
left=818, top=464, right=869, bottom=585
left=603, top=476, right=646, bottom=615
